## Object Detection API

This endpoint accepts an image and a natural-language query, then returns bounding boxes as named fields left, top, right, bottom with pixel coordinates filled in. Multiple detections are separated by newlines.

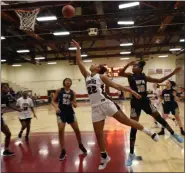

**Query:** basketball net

left=15, top=8, right=40, bottom=32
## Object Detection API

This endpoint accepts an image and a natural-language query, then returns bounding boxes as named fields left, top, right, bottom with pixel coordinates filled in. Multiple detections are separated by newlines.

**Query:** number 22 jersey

left=86, top=74, right=107, bottom=106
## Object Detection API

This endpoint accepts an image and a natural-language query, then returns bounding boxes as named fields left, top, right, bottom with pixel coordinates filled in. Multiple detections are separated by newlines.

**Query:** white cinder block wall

left=1, top=54, right=181, bottom=96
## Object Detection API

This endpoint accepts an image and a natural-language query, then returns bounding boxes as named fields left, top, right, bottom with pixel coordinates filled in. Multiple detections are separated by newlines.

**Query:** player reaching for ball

left=72, top=39, right=159, bottom=170
left=119, top=60, right=184, bottom=166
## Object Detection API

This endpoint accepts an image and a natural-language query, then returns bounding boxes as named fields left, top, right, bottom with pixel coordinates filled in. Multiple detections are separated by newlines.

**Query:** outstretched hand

left=72, top=39, right=80, bottom=49
left=128, top=61, right=137, bottom=66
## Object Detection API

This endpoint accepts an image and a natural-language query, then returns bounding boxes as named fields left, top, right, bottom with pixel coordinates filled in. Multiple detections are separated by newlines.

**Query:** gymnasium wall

left=1, top=54, right=178, bottom=96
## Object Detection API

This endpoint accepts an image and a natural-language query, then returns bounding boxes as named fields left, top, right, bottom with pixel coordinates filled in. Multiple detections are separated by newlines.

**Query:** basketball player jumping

left=16, top=91, right=37, bottom=142
left=119, top=61, right=184, bottom=166
left=52, top=78, right=87, bottom=161
left=72, top=39, right=159, bottom=170
left=1, top=83, right=21, bottom=156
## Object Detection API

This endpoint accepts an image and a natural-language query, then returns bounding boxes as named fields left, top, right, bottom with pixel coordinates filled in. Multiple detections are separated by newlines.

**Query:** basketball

left=62, top=5, right=75, bottom=18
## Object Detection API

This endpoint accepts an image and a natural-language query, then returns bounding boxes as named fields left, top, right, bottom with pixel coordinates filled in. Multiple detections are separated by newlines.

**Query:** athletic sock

left=101, top=152, right=107, bottom=159
left=142, top=128, right=152, bottom=136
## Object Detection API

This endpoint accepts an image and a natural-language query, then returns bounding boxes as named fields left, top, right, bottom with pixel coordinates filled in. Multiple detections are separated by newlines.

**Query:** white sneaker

left=98, top=156, right=111, bottom=170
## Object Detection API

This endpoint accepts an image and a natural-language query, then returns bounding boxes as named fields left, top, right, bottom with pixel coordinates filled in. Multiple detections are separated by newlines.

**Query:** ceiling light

left=48, top=62, right=57, bottom=65
left=120, top=43, right=133, bottom=46
left=53, top=31, right=70, bottom=36
left=1, top=59, right=6, bottom=62
left=81, top=54, right=88, bottom=57
left=83, top=60, right=92, bottom=63
left=120, top=57, right=130, bottom=60
left=68, top=47, right=81, bottom=50
left=36, top=16, right=57, bottom=21
left=12, top=64, right=22, bottom=67
left=158, top=55, right=168, bottom=58
left=169, top=48, right=181, bottom=51
left=120, top=52, right=131, bottom=55
left=118, top=21, right=134, bottom=25
left=180, top=39, right=185, bottom=42
left=1, top=36, right=5, bottom=40
left=35, top=57, right=45, bottom=60
left=119, top=2, right=140, bottom=9
left=17, top=50, right=30, bottom=53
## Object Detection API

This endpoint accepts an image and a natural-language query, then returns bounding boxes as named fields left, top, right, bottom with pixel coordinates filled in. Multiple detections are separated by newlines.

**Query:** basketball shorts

left=57, top=108, right=76, bottom=124
left=162, top=103, right=179, bottom=115
left=130, top=97, right=157, bottom=118
left=19, top=118, right=32, bottom=123
left=91, top=100, right=119, bottom=123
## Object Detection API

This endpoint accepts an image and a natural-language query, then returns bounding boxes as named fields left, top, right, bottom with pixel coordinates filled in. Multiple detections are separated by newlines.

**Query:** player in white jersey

left=152, top=83, right=162, bottom=127
left=16, top=91, right=37, bottom=142
left=72, top=40, right=159, bottom=170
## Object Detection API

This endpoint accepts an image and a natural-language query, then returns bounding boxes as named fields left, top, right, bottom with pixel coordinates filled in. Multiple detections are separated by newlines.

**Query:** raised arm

left=119, top=61, right=136, bottom=77
left=100, top=75, right=141, bottom=99
left=72, top=39, right=90, bottom=78
left=146, top=67, right=181, bottom=83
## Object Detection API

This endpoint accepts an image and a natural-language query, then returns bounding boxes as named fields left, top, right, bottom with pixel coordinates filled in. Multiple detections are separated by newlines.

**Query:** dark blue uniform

left=128, top=73, right=157, bottom=117
left=162, top=89, right=179, bottom=115
left=1, top=93, right=10, bottom=127
left=57, top=88, right=76, bottom=124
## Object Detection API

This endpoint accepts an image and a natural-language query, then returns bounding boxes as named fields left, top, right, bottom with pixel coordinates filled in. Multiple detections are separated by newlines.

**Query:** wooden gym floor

left=1, top=101, right=184, bottom=172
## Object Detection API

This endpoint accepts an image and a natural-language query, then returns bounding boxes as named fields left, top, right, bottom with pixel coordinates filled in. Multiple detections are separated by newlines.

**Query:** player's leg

left=18, top=119, right=27, bottom=138
left=25, top=118, right=31, bottom=142
left=172, top=107, right=185, bottom=135
left=145, top=100, right=183, bottom=143
left=57, top=115, right=66, bottom=160
left=93, top=119, right=110, bottom=170
left=70, top=118, right=87, bottom=154
left=1, top=119, right=15, bottom=156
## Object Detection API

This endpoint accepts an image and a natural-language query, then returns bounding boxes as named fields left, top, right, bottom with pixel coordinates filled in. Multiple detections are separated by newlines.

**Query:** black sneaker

left=59, top=149, right=67, bottom=161
left=79, top=144, right=87, bottom=154
left=3, top=150, right=15, bottom=156
left=158, top=130, right=165, bottom=135
left=181, top=130, right=185, bottom=136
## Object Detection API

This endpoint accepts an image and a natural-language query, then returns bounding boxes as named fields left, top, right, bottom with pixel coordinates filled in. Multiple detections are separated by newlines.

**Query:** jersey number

left=164, top=97, right=170, bottom=102
left=63, top=98, right=70, bottom=105
left=87, top=86, right=97, bottom=95
left=137, top=85, right=145, bottom=93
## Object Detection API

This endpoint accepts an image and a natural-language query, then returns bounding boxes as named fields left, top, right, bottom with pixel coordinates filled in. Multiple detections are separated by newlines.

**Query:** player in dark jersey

left=158, top=80, right=185, bottom=135
left=119, top=61, right=183, bottom=166
left=52, top=78, right=87, bottom=160
left=1, top=83, right=21, bottom=156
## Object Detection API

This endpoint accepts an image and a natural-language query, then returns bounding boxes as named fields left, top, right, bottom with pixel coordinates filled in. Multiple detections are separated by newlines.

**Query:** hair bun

left=99, top=65, right=108, bottom=74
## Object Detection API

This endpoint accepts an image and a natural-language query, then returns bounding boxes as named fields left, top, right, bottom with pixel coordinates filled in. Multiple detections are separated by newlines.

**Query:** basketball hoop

left=15, top=8, right=40, bottom=32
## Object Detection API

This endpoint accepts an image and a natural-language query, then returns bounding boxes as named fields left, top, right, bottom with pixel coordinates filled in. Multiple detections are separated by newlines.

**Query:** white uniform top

left=16, top=97, right=34, bottom=119
left=85, top=74, right=107, bottom=107
left=153, top=88, right=161, bottom=106
left=153, top=88, right=161, bottom=99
